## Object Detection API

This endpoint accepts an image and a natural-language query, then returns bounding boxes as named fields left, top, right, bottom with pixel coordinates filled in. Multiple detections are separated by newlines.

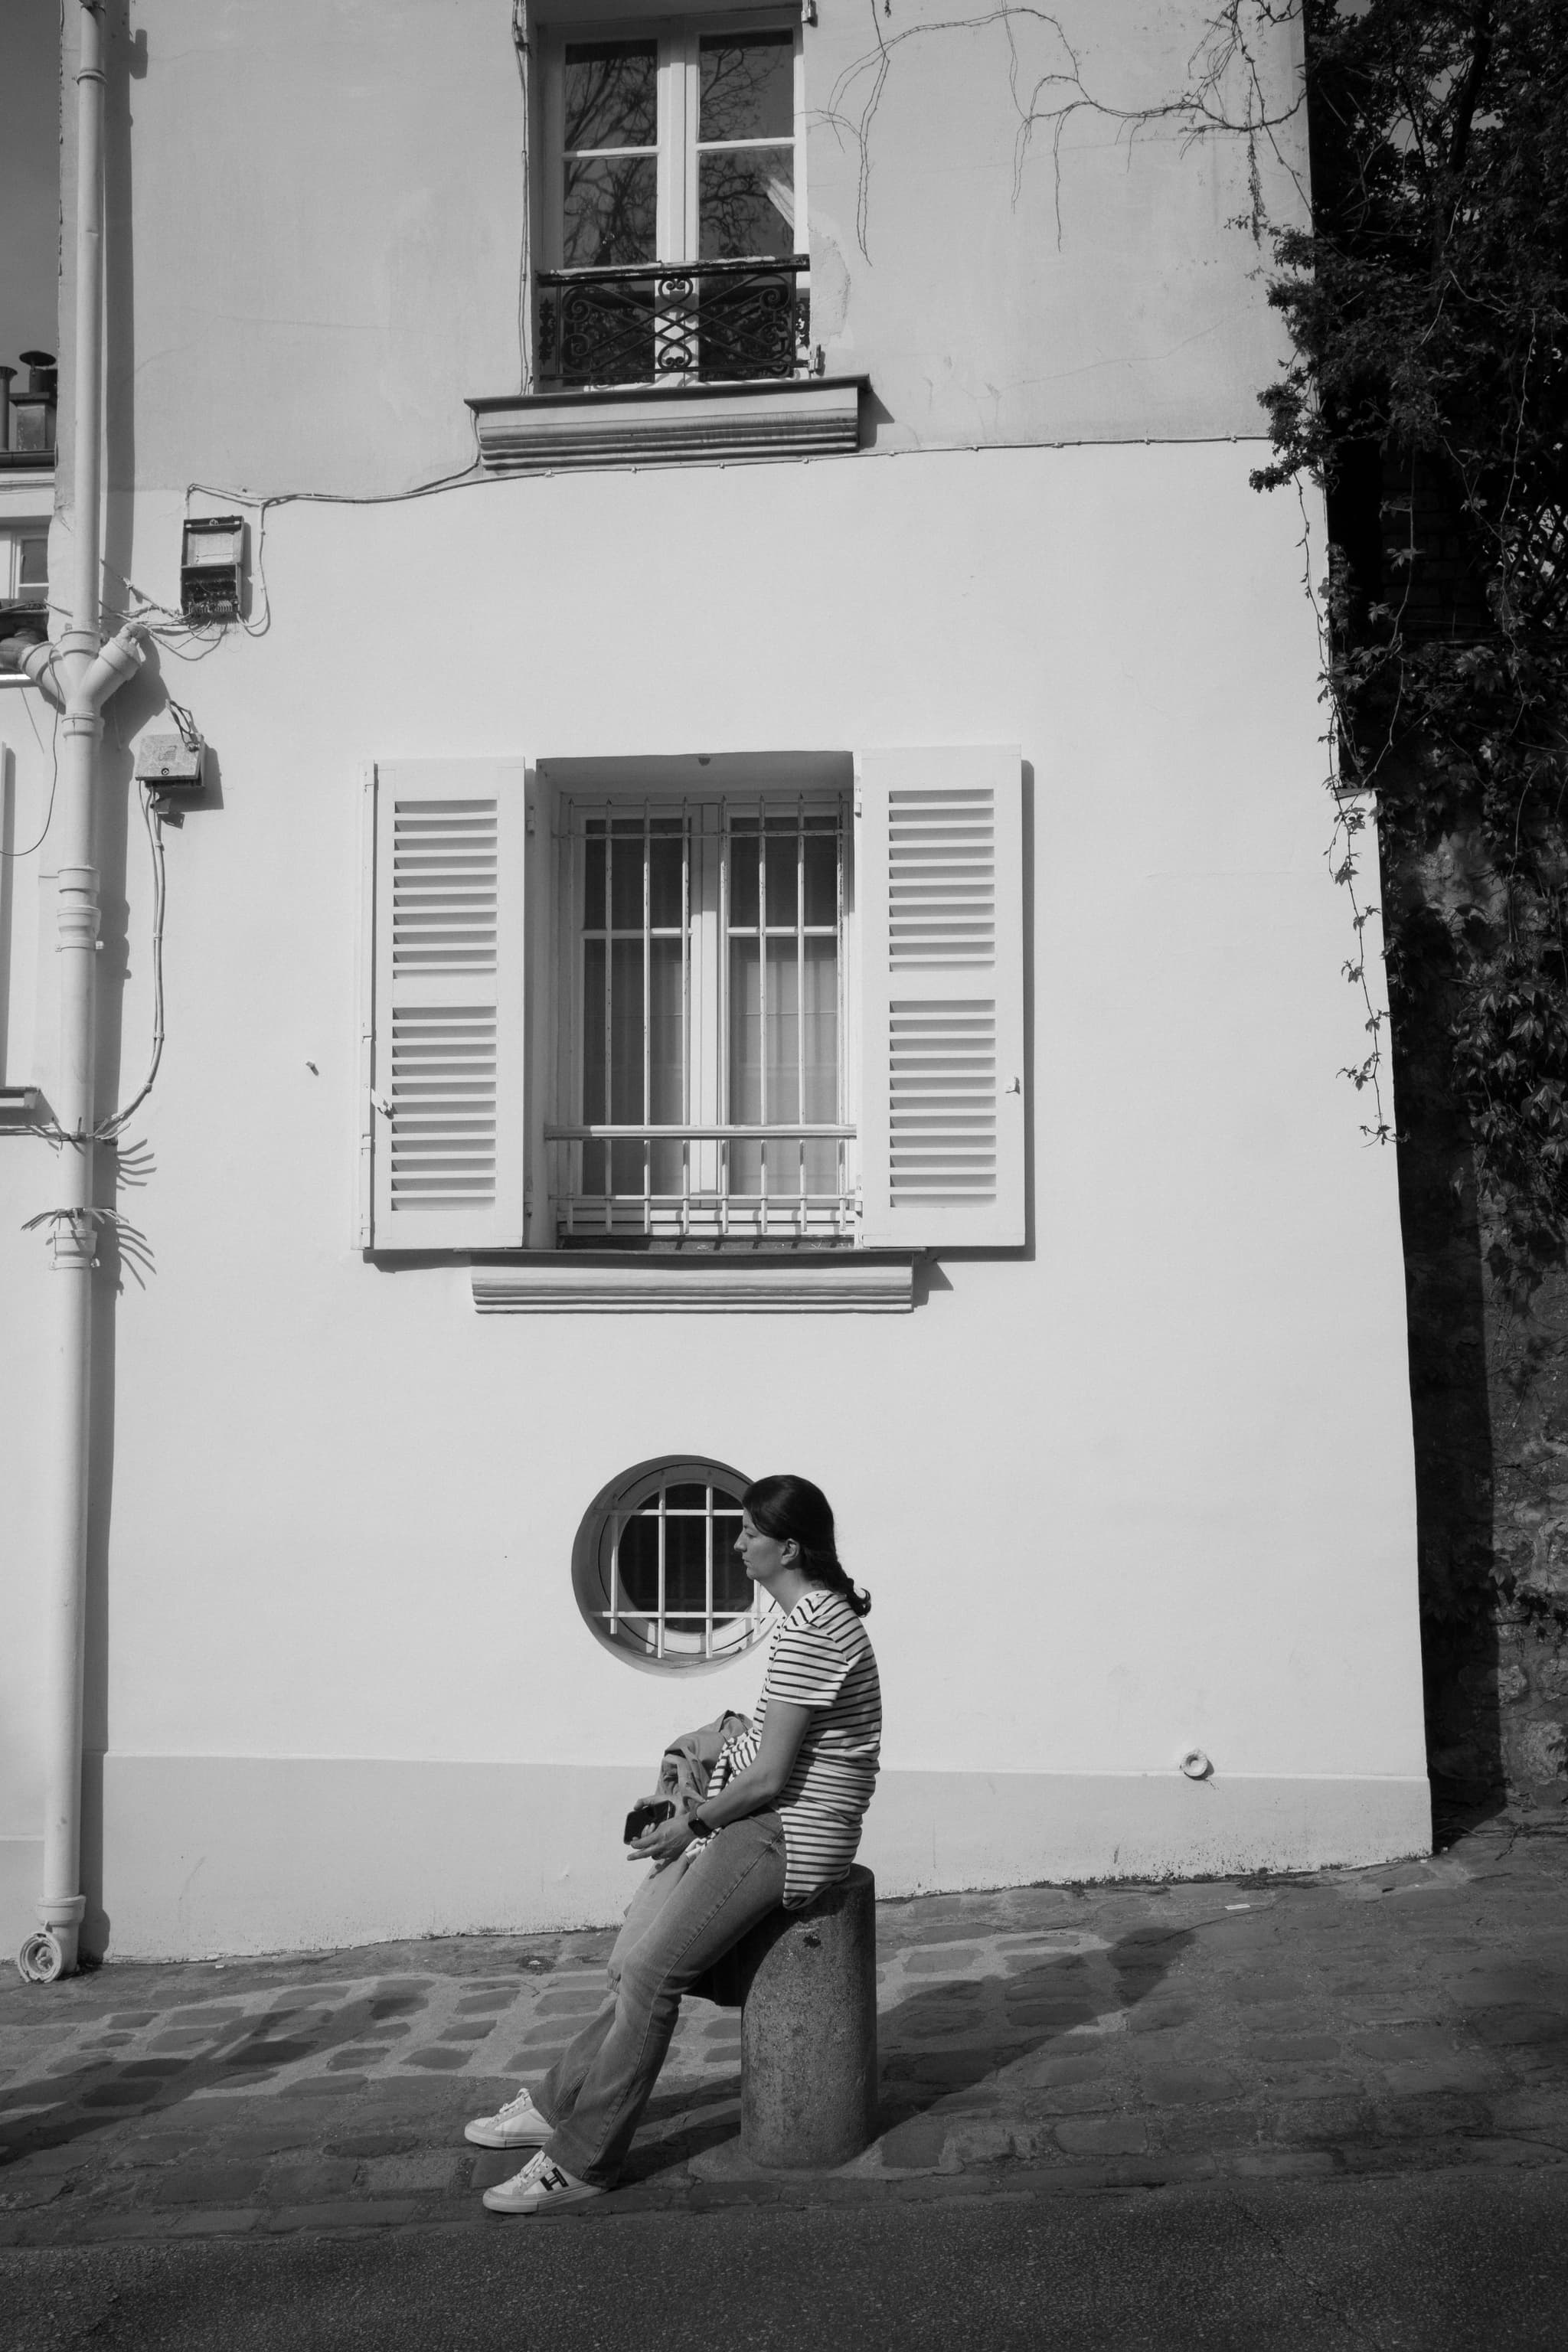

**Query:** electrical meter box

left=134, top=733, right=205, bottom=791
left=180, top=514, right=244, bottom=624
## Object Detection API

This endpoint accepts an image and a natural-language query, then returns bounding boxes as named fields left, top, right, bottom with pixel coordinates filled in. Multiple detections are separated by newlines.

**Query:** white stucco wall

left=0, top=1, right=1426, bottom=1958
left=2, top=439, right=1426, bottom=1955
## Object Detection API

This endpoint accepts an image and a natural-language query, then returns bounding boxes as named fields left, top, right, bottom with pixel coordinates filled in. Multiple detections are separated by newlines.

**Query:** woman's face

left=735, top=1509, right=797, bottom=1588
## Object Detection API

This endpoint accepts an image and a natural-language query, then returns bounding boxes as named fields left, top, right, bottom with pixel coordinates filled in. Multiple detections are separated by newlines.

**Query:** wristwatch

left=688, top=1814, right=714, bottom=1841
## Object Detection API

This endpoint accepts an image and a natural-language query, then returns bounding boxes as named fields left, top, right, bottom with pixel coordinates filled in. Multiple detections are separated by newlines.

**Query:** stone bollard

left=717, top=1864, right=878, bottom=2169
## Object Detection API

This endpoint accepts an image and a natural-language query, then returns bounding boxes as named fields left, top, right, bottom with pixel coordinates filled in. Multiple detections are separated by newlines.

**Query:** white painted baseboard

left=81, top=1756, right=1432, bottom=1961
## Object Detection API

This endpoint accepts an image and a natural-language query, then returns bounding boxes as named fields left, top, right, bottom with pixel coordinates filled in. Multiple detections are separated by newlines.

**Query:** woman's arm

left=632, top=1702, right=812, bottom=1864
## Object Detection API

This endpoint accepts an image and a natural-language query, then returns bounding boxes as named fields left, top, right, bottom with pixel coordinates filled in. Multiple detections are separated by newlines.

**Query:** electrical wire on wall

left=92, top=779, right=168, bottom=1138
left=0, top=694, right=60, bottom=860
left=181, top=440, right=488, bottom=643
left=133, top=4, right=532, bottom=639
left=8, top=2, right=533, bottom=1182
left=95, top=702, right=191, bottom=1142
left=20, top=767, right=168, bottom=1151
left=4, top=687, right=187, bottom=1151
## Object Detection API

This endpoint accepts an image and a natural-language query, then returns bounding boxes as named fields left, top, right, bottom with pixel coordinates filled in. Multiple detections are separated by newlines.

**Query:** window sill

left=471, top=1250, right=916, bottom=1313
left=466, top=374, right=867, bottom=475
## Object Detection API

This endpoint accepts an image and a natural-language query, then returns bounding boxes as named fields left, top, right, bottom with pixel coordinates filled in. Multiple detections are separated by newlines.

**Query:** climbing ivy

left=1253, top=1, right=1568, bottom=1308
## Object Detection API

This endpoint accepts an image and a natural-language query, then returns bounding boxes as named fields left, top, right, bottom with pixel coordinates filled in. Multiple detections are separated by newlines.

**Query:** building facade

left=0, top=0, right=1429, bottom=1962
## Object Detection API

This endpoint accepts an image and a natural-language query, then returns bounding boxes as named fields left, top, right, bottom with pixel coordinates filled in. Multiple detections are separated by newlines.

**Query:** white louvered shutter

left=367, top=760, right=527, bottom=1251
left=857, top=747, right=1025, bottom=1249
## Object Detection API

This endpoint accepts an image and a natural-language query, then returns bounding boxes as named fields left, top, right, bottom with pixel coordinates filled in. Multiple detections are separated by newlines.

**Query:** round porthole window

left=573, top=1456, right=774, bottom=1671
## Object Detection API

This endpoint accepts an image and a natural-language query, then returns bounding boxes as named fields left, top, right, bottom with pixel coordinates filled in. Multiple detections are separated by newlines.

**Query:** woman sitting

left=465, top=1472, right=880, bottom=2213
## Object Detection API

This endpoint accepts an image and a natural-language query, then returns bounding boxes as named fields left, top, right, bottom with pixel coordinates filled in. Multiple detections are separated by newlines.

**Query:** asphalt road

left=3, top=2167, right=1565, bottom=2352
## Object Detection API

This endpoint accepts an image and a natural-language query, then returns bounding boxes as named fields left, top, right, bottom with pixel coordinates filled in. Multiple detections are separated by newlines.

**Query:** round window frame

left=571, top=1454, right=775, bottom=1674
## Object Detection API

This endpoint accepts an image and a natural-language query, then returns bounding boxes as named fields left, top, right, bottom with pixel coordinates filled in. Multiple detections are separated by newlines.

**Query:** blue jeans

left=534, top=1811, right=786, bottom=2187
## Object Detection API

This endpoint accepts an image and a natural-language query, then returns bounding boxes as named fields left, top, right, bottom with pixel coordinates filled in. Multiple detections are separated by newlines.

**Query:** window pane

left=766, top=939, right=800, bottom=1122
left=610, top=939, right=644, bottom=1193
left=583, top=835, right=606, bottom=933
left=565, top=41, right=658, bottom=151
left=665, top=1481, right=709, bottom=1510
left=582, top=939, right=606, bottom=1122
left=616, top=1514, right=660, bottom=1613
left=18, top=535, right=47, bottom=594
left=609, top=926, right=642, bottom=1115
left=729, top=830, right=760, bottom=929
left=581, top=936, right=607, bottom=1195
left=711, top=1488, right=750, bottom=1616
left=648, top=828, right=683, bottom=929
left=649, top=936, right=684, bottom=1193
left=664, top=1514, right=709, bottom=1612
left=802, top=935, right=840, bottom=1190
left=714, top=1540, right=752, bottom=1615
left=609, top=831, right=644, bottom=930
left=699, top=32, right=792, bottom=143
left=764, top=834, right=797, bottom=929
left=564, top=155, right=657, bottom=269
left=699, top=152, right=794, bottom=261
left=802, top=936, right=838, bottom=1119
left=615, top=1501, right=750, bottom=1625
left=802, top=831, right=836, bottom=927
left=729, top=938, right=762, bottom=1125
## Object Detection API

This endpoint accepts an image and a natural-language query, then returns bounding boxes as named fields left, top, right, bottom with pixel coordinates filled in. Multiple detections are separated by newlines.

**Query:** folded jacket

left=635, top=1710, right=753, bottom=1822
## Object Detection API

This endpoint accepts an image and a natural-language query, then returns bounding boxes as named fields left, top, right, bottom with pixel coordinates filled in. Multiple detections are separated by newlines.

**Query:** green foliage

left=1254, top=2, right=1568, bottom=1298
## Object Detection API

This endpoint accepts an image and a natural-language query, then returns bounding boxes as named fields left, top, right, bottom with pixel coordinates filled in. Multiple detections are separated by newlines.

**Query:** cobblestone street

left=3, top=1811, right=1566, bottom=2249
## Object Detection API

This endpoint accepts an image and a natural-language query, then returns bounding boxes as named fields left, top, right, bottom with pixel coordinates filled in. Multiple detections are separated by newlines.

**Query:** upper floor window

left=1, top=525, right=47, bottom=608
left=0, top=519, right=49, bottom=662
left=537, top=15, right=809, bottom=388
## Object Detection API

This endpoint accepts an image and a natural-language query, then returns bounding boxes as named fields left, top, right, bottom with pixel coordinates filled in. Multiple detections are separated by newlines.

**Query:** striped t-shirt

left=710, top=1588, right=881, bottom=1908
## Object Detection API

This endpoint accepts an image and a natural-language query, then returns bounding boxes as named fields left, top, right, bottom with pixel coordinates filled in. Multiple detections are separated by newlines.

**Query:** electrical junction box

left=134, top=732, right=205, bottom=791
left=180, top=514, right=244, bottom=624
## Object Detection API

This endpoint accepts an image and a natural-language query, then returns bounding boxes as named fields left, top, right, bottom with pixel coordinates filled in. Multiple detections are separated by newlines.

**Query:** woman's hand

left=629, top=1811, right=698, bottom=1864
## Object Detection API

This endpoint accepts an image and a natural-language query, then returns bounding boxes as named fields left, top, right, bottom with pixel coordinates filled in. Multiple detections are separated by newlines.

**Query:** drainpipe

left=15, top=2, right=145, bottom=1986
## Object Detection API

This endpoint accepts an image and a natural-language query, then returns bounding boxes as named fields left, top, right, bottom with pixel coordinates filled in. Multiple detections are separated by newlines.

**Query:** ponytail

left=743, top=1473, right=871, bottom=1618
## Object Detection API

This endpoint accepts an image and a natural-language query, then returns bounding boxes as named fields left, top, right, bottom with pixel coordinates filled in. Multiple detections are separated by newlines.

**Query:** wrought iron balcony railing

left=545, top=1121, right=857, bottom=1240
left=537, top=256, right=810, bottom=390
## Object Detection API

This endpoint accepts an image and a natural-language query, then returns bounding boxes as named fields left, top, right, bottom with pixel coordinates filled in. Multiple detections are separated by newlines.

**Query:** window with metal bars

left=549, top=789, right=854, bottom=1242
left=572, top=1455, right=774, bottom=1667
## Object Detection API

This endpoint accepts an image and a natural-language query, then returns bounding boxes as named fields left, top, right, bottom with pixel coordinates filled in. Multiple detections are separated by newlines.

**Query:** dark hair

left=742, top=1474, right=871, bottom=1617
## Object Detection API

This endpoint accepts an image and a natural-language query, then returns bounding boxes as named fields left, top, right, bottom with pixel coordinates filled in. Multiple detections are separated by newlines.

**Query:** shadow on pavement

left=874, top=1925, right=1196, bottom=2132
left=0, top=1981, right=436, bottom=2163
left=0, top=1922, right=1193, bottom=2184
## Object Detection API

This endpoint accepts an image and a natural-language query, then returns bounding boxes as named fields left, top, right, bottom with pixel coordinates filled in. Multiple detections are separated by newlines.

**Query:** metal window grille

left=549, top=790, right=854, bottom=1240
left=590, top=1465, right=773, bottom=1664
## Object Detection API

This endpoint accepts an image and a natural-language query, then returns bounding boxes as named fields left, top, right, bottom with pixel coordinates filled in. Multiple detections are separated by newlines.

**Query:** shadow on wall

left=1396, top=965, right=1508, bottom=1825
left=1393, top=927, right=1568, bottom=1825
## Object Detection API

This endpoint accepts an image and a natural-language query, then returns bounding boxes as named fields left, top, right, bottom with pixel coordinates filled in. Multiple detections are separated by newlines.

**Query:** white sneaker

left=464, top=2088, right=550, bottom=2149
left=482, top=2148, right=603, bottom=2215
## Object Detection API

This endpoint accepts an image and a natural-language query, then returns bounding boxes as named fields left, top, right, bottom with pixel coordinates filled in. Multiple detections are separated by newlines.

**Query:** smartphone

left=623, top=1799, right=675, bottom=1845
